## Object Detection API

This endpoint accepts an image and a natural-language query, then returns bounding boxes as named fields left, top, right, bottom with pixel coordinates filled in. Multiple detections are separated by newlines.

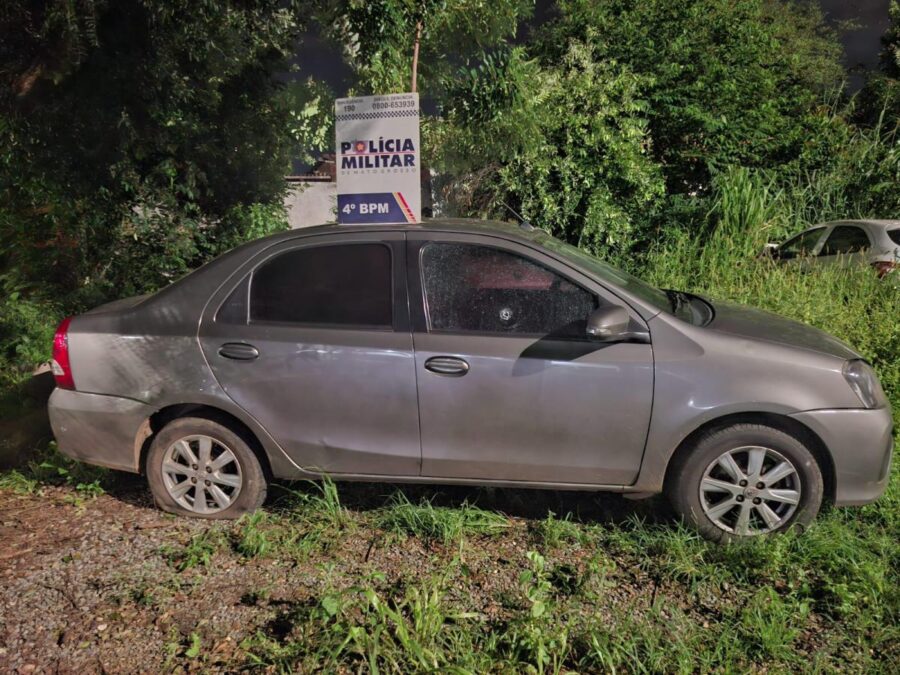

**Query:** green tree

left=883, top=0, right=900, bottom=78
left=422, top=0, right=847, bottom=255
left=533, top=0, right=844, bottom=195
left=856, top=0, right=900, bottom=127
left=433, top=43, right=664, bottom=255
left=1, top=0, right=323, bottom=305
left=315, top=0, right=533, bottom=94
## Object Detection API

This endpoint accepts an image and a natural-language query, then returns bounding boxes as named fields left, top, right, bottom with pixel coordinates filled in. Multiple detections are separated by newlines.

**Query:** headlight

left=842, top=359, right=886, bottom=409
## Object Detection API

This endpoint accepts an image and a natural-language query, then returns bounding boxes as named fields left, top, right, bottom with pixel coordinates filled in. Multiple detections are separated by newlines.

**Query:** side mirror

left=586, top=305, right=631, bottom=341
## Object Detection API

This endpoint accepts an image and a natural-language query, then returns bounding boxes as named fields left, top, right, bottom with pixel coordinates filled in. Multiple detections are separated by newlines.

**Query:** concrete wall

left=285, top=180, right=336, bottom=229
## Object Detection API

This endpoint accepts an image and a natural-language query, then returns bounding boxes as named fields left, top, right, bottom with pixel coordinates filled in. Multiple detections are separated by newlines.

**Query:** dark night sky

left=294, top=1, right=891, bottom=93
left=820, top=0, right=891, bottom=88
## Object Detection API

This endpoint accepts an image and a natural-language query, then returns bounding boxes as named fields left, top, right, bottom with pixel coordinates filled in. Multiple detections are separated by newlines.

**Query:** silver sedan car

left=48, top=220, right=893, bottom=541
left=765, top=219, right=900, bottom=278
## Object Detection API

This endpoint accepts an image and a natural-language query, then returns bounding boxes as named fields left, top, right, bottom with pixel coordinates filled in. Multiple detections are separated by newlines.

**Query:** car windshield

left=537, top=234, right=672, bottom=313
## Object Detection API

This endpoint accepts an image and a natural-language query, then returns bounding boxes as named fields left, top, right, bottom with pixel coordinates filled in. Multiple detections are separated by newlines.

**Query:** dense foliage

left=0, top=0, right=320, bottom=373
left=430, top=0, right=881, bottom=255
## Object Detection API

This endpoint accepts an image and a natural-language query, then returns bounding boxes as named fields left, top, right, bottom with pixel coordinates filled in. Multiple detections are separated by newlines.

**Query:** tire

left=666, top=423, right=823, bottom=543
left=146, top=416, right=267, bottom=520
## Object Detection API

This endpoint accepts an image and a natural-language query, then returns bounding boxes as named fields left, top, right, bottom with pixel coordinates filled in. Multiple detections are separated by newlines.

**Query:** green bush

left=0, top=283, right=60, bottom=376
left=640, top=165, right=900, bottom=411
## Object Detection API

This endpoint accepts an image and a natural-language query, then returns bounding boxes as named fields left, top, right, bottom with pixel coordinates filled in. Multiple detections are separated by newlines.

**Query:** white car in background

left=765, top=220, right=900, bottom=279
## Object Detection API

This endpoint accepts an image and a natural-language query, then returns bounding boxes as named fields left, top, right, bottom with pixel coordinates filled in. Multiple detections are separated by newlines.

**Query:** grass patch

left=243, top=565, right=486, bottom=673
left=0, top=468, right=40, bottom=495
left=0, top=441, right=109, bottom=496
left=241, top=549, right=833, bottom=673
left=228, top=478, right=356, bottom=561
left=233, top=511, right=274, bottom=558
left=276, top=477, right=352, bottom=530
left=160, top=529, right=225, bottom=572
left=374, top=491, right=509, bottom=545
left=529, top=511, right=584, bottom=549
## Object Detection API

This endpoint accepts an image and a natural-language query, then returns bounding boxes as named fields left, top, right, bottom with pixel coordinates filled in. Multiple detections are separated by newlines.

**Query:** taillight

left=51, top=316, right=75, bottom=390
left=872, top=261, right=898, bottom=279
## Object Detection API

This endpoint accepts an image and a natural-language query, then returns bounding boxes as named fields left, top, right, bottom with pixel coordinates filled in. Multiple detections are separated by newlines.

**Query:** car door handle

left=218, top=342, right=259, bottom=360
left=424, top=356, right=469, bottom=376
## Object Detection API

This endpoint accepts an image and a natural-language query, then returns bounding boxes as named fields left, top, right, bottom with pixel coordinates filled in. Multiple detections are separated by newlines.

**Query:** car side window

left=421, top=242, right=598, bottom=337
left=777, top=228, right=824, bottom=260
left=819, top=226, right=871, bottom=256
left=248, top=243, right=393, bottom=327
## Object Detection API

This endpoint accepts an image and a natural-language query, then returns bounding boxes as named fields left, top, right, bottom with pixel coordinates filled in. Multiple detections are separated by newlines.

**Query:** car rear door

left=815, top=224, right=872, bottom=269
left=407, top=232, right=654, bottom=486
left=199, top=231, right=421, bottom=476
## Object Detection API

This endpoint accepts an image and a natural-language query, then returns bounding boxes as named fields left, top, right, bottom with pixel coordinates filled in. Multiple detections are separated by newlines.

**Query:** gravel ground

left=0, top=477, right=669, bottom=673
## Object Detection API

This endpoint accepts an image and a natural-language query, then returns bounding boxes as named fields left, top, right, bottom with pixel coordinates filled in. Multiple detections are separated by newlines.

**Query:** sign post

left=335, top=93, right=421, bottom=224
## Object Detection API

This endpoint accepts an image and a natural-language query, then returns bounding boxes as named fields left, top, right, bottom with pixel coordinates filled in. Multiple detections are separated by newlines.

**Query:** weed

left=185, top=632, right=202, bottom=660
left=739, top=587, right=809, bottom=660
left=161, top=529, right=224, bottom=572
left=0, top=469, right=39, bottom=495
left=129, top=585, right=156, bottom=608
left=233, top=511, right=272, bottom=558
left=375, top=491, right=509, bottom=545
left=244, top=567, right=485, bottom=673
left=277, top=476, right=350, bottom=530
left=0, top=442, right=109, bottom=496
left=530, top=511, right=583, bottom=549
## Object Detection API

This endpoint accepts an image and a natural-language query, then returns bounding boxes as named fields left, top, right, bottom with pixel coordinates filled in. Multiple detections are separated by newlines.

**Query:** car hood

left=705, top=299, right=860, bottom=360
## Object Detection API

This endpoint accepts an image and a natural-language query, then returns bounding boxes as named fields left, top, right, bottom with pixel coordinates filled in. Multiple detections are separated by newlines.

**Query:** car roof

left=140, top=219, right=552, bottom=317
left=814, top=219, right=900, bottom=230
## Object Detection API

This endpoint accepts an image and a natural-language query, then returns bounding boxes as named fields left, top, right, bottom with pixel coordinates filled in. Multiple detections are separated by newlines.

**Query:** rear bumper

left=790, top=406, right=893, bottom=506
left=48, top=388, right=154, bottom=473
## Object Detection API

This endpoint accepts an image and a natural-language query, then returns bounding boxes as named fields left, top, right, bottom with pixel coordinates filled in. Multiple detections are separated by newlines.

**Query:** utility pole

left=411, top=13, right=431, bottom=217
left=411, top=20, right=422, bottom=93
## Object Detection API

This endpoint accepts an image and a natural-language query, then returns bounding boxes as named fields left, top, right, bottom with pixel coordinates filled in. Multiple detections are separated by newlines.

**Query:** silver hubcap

left=699, top=446, right=801, bottom=536
left=161, top=435, right=242, bottom=514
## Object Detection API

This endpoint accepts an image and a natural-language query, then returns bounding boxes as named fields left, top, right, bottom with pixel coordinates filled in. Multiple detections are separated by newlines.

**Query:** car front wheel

left=146, top=417, right=267, bottom=519
left=666, top=423, right=824, bottom=542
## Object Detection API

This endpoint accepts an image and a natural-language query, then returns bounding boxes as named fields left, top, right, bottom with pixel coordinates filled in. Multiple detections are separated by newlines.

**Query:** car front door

left=408, top=233, right=654, bottom=486
left=775, top=227, right=828, bottom=270
left=199, top=231, right=421, bottom=476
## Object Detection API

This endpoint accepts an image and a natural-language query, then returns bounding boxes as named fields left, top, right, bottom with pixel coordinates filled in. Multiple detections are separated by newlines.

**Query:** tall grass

left=641, top=165, right=900, bottom=409
left=375, top=491, right=510, bottom=545
left=227, top=478, right=354, bottom=561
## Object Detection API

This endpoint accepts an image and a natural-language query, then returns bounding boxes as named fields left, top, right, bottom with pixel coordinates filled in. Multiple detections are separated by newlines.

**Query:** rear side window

left=250, top=244, right=392, bottom=327
left=889, top=229, right=900, bottom=246
left=820, top=226, right=871, bottom=256
left=421, top=243, right=597, bottom=337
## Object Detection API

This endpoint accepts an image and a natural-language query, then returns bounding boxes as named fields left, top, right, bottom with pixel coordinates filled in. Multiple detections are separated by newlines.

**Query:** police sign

left=335, top=93, right=421, bottom=224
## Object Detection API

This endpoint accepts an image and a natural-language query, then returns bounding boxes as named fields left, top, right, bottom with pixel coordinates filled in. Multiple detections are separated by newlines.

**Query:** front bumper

left=48, top=388, right=154, bottom=473
left=790, top=406, right=893, bottom=506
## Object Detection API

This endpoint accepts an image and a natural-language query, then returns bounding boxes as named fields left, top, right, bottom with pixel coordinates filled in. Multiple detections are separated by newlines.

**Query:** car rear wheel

left=146, top=417, right=267, bottom=519
left=666, top=423, right=823, bottom=542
